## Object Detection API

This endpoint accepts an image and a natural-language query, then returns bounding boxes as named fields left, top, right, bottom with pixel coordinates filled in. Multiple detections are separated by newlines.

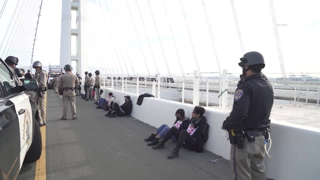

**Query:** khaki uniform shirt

left=87, top=77, right=94, bottom=86
left=58, top=72, right=79, bottom=96
left=95, top=76, right=101, bottom=87
left=34, top=70, right=48, bottom=90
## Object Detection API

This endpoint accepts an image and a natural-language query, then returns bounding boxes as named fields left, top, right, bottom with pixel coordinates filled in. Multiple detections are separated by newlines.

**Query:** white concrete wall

left=101, top=88, right=319, bottom=180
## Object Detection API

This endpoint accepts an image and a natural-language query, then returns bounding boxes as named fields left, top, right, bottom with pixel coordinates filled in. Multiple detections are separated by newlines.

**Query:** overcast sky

left=0, top=0, right=319, bottom=77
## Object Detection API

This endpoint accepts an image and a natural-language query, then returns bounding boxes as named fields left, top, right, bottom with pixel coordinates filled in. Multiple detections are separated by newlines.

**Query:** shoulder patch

left=234, top=89, right=244, bottom=101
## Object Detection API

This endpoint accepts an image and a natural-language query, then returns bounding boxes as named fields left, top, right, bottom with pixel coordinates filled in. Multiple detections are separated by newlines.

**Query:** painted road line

left=35, top=126, right=46, bottom=180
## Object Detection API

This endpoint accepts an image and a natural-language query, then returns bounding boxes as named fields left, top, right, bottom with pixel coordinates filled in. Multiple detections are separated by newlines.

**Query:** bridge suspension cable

left=0, top=0, right=9, bottom=20
left=268, top=0, right=286, bottom=79
left=30, top=0, right=44, bottom=67
left=1, top=0, right=31, bottom=57
left=125, top=0, right=150, bottom=77
left=85, top=0, right=113, bottom=76
left=8, top=0, right=37, bottom=58
left=97, top=0, right=129, bottom=77
left=92, top=0, right=122, bottom=76
left=134, top=0, right=159, bottom=75
left=201, top=0, right=221, bottom=74
left=0, top=0, right=22, bottom=54
left=161, top=0, right=185, bottom=79
left=229, top=0, right=245, bottom=53
left=109, top=0, right=136, bottom=77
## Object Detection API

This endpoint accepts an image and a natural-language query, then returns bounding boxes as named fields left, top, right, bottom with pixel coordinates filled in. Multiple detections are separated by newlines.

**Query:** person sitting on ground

left=144, top=109, right=190, bottom=146
left=98, top=92, right=115, bottom=109
left=106, top=96, right=132, bottom=118
left=153, top=106, right=207, bottom=159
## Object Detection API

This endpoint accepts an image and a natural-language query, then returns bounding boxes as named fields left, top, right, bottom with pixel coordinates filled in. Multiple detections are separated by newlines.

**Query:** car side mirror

left=22, top=79, right=38, bottom=91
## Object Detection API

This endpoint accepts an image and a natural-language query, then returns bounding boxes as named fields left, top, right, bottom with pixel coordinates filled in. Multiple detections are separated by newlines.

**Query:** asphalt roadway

left=18, top=90, right=232, bottom=180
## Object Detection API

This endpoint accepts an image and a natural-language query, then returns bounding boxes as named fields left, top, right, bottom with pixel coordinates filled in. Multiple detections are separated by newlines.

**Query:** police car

left=0, top=58, right=42, bottom=179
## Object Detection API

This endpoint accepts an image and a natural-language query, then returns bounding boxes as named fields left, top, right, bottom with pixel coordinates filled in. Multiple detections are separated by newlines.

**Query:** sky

left=0, top=0, right=319, bottom=78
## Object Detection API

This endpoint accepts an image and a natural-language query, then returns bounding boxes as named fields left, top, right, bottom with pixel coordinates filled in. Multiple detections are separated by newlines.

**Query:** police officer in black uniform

left=222, top=51, right=274, bottom=180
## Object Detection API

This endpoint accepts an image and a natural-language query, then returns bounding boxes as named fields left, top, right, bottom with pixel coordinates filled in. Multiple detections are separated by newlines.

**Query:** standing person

left=222, top=51, right=274, bottom=180
left=20, top=68, right=25, bottom=77
left=53, top=74, right=59, bottom=93
left=58, top=64, right=79, bottom=120
left=33, top=61, right=48, bottom=126
left=86, top=73, right=94, bottom=101
left=76, top=74, right=82, bottom=96
left=94, top=70, right=102, bottom=105
left=83, top=71, right=89, bottom=99
left=25, top=70, right=32, bottom=79
left=4, top=56, right=22, bottom=85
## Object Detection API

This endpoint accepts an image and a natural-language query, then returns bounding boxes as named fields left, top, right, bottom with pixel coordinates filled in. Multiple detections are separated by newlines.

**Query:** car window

left=0, top=61, right=18, bottom=96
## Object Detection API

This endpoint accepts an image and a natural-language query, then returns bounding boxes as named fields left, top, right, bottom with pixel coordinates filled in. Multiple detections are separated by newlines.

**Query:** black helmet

left=5, top=56, right=19, bottom=65
left=14, top=68, right=22, bottom=77
left=85, top=71, right=88, bottom=74
left=239, top=51, right=265, bottom=68
left=64, top=64, right=73, bottom=71
left=95, top=70, right=100, bottom=75
left=32, top=61, right=42, bottom=68
left=88, top=73, right=92, bottom=77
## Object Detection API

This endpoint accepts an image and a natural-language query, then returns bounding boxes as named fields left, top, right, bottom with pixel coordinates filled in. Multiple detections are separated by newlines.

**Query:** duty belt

left=63, top=87, right=74, bottom=91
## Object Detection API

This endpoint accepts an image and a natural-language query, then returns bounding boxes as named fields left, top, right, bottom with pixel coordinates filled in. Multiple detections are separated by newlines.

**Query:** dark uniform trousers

left=230, top=135, right=266, bottom=180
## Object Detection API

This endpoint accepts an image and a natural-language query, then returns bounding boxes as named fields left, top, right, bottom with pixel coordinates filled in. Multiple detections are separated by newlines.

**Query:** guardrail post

left=122, top=76, right=124, bottom=92
left=145, top=78, right=147, bottom=90
left=206, top=82, right=209, bottom=107
left=111, top=77, right=114, bottom=90
left=152, top=81, right=156, bottom=96
left=306, top=86, right=308, bottom=104
left=157, top=74, right=161, bottom=98
left=136, top=75, right=139, bottom=95
left=182, top=82, right=185, bottom=103
left=221, top=69, right=228, bottom=109
left=193, top=70, right=199, bottom=106
left=294, top=87, right=297, bottom=103
left=125, top=78, right=128, bottom=89
left=317, top=87, right=319, bottom=105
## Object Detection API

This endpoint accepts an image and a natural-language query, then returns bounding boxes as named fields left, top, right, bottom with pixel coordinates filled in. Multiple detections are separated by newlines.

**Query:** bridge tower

left=60, top=0, right=88, bottom=75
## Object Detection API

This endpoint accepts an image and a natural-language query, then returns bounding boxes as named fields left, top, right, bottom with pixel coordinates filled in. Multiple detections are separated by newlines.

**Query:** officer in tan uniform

left=86, top=73, right=94, bottom=101
left=58, top=64, right=79, bottom=120
left=94, top=70, right=102, bottom=105
left=53, top=74, right=59, bottom=93
left=33, top=61, right=48, bottom=126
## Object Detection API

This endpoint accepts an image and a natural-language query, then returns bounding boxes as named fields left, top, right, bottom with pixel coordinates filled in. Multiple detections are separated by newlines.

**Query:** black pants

left=162, top=127, right=198, bottom=151
left=110, top=102, right=126, bottom=116
left=84, top=86, right=88, bottom=98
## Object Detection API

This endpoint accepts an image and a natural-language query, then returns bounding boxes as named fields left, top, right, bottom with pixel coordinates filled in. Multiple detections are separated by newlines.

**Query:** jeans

left=155, top=124, right=177, bottom=142
left=98, top=98, right=106, bottom=107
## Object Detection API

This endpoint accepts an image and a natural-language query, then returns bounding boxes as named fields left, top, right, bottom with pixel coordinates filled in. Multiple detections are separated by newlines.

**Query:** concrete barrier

left=102, top=88, right=319, bottom=180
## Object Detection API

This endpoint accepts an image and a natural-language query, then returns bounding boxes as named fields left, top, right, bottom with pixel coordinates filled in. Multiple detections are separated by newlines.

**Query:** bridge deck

left=18, top=91, right=232, bottom=180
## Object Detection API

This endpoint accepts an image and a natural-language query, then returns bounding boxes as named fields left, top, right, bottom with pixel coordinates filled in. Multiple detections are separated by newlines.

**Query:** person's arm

left=222, top=84, right=251, bottom=130
left=38, top=72, right=47, bottom=89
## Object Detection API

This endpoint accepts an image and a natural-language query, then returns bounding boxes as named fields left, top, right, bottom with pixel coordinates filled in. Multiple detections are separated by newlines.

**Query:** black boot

left=147, top=138, right=159, bottom=146
left=167, top=148, right=179, bottom=159
left=144, top=134, right=156, bottom=142
left=152, top=141, right=165, bottom=150
left=105, top=111, right=111, bottom=116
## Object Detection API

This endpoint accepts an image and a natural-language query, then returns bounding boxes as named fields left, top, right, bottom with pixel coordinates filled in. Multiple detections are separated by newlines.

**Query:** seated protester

left=106, top=95, right=132, bottom=118
left=144, top=109, right=190, bottom=146
left=153, top=106, right=207, bottom=159
left=98, top=92, right=115, bottom=110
